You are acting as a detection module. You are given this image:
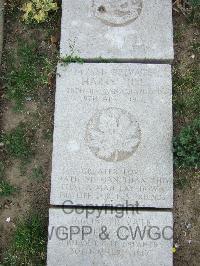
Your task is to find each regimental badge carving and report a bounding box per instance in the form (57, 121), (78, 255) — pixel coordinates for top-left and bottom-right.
(86, 108), (141, 162)
(91, 0), (143, 27)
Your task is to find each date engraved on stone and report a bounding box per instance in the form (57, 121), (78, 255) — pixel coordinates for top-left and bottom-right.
(85, 107), (141, 162)
(92, 0), (143, 27)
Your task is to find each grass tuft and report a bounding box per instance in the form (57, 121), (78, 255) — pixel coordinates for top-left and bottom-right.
(0, 180), (17, 197)
(174, 175), (189, 189)
(1, 123), (36, 161)
(174, 118), (200, 168)
(60, 54), (84, 65)
(0, 162), (5, 179)
(173, 65), (200, 119)
(188, 0), (200, 25)
(3, 41), (54, 111)
(31, 166), (44, 180)
(2, 214), (47, 266)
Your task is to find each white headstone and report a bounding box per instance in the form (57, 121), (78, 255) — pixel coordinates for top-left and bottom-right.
(50, 63), (173, 208)
(60, 0), (174, 62)
(47, 208), (173, 266)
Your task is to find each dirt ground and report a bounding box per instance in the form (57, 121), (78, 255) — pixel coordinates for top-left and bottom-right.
(173, 10), (200, 266)
(0, 1), (199, 265)
(0, 0), (60, 261)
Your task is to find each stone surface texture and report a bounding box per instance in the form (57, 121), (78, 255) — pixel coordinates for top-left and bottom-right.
(47, 208), (173, 266)
(50, 63), (173, 208)
(60, 0), (174, 61)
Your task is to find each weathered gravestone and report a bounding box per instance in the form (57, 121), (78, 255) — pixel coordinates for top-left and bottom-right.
(48, 1), (175, 264)
(60, 0), (174, 62)
(50, 63), (173, 208)
(47, 208), (173, 266)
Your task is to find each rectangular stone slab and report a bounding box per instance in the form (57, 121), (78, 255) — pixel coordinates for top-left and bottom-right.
(47, 208), (173, 266)
(51, 63), (173, 208)
(60, 0), (174, 62)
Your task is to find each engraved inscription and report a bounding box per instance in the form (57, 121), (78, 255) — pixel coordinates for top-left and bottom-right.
(92, 0), (143, 27)
(85, 107), (141, 162)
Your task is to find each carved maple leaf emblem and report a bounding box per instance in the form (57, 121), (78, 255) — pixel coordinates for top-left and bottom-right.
(86, 108), (141, 162)
(92, 0), (143, 27)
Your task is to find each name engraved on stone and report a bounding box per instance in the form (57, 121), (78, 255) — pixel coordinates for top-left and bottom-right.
(92, 0), (143, 27)
(86, 107), (141, 162)
(51, 64), (173, 208)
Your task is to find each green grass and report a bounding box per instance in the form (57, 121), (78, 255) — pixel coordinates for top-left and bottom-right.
(2, 214), (46, 266)
(174, 24), (185, 42)
(43, 128), (53, 142)
(0, 180), (17, 197)
(174, 175), (189, 189)
(189, 0), (200, 6)
(60, 54), (84, 65)
(191, 41), (200, 54)
(31, 166), (44, 181)
(173, 20), (200, 170)
(174, 119), (200, 168)
(1, 123), (36, 161)
(188, 0), (200, 25)
(173, 65), (200, 119)
(60, 55), (119, 64)
(0, 162), (5, 179)
(3, 40), (54, 111)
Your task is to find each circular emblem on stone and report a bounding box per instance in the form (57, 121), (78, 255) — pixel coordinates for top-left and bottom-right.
(85, 108), (141, 162)
(91, 0), (143, 27)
